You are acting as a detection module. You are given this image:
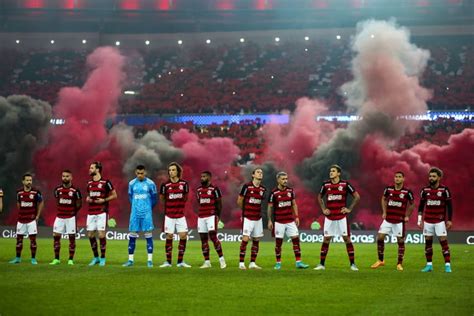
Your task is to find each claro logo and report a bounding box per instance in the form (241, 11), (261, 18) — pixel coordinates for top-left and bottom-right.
(467, 236), (474, 245)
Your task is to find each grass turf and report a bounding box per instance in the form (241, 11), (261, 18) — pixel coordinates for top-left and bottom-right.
(0, 238), (472, 315)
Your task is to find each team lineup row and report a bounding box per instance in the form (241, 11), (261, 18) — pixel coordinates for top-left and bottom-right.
(2, 162), (453, 272)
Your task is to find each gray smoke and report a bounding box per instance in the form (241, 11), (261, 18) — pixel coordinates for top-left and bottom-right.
(298, 19), (431, 191)
(111, 125), (183, 179)
(0, 95), (52, 210)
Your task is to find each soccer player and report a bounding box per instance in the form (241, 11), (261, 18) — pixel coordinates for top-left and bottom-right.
(9, 173), (44, 264)
(371, 171), (414, 271)
(418, 167), (453, 273)
(196, 171), (226, 269)
(267, 172), (309, 270)
(159, 162), (191, 268)
(50, 170), (82, 265)
(86, 161), (117, 266)
(315, 164), (360, 271)
(123, 165), (158, 268)
(237, 167), (266, 270)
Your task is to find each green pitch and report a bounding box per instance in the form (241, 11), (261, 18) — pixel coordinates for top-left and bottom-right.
(0, 239), (472, 315)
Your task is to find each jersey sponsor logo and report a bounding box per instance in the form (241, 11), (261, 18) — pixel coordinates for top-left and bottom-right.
(169, 193), (183, 199)
(427, 199), (441, 206)
(328, 194), (343, 201)
(21, 201), (33, 207)
(89, 191), (101, 197)
(278, 201), (292, 208)
(388, 200), (402, 207)
(249, 197), (262, 204)
(134, 194), (148, 200)
(59, 198), (73, 205)
(200, 198), (211, 204)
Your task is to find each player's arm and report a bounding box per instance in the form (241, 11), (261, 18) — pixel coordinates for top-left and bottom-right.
(417, 193), (426, 227)
(317, 193), (330, 215)
(267, 203), (274, 231)
(405, 190), (415, 222)
(150, 183), (158, 209)
(36, 193), (44, 221)
(128, 182), (133, 204)
(292, 199), (300, 226)
(75, 190), (83, 214)
(215, 198), (222, 219)
(381, 196), (388, 219)
(104, 189), (117, 203)
(446, 194), (453, 230)
(342, 184), (360, 214)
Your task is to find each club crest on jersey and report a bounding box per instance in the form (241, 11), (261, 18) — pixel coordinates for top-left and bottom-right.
(287, 192), (291, 197)
(437, 191), (442, 197)
(207, 190), (211, 195)
(399, 193), (404, 198)
(179, 185), (183, 190)
(69, 191), (74, 197)
(98, 183), (102, 189)
(29, 194), (34, 199)
(143, 185), (148, 191)
(338, 186), (343, 191)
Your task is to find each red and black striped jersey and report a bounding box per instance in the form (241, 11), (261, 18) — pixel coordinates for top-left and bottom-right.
(319, 180), (356, 220)
(160, 180), (189, 218)
(269, 187), (295, 224)
(87, 179), (114, 215)
(240, 182), (266, 221)
(420, 185), (451, 223)
(196, 184), (222, 218)
(383, 186), (414, 224)
(16, 188), (43, 223)
(54, 185), (82, 219)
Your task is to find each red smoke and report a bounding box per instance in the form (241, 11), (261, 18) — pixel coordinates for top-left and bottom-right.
(33, 47), (127, 227)
(171, 128), (241, 226)
(262, 98), (335, 168)
(357, 128), (474, 229)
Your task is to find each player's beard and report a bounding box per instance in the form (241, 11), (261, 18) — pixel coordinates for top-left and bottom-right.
(201, 180), (209, 186)
(429, 179), (437, 186)
(63, 180), (71, 186)
(89, 171), (96, 177)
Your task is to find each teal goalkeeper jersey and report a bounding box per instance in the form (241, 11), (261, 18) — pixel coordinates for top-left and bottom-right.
(128, 177), (157, 218)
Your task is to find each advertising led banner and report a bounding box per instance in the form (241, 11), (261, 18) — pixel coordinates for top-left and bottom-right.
(1, 226), (473, 244)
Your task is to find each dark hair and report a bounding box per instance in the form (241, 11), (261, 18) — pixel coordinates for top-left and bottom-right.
(62, 169), (72, 174)
(429, 167), (443, 177)
(330, 164), (342, 173)
(252, 167), (263, 175)
(22, 173), (33, 180)
(136, 165), (146, 171)
(168, 162), (183, 178)
(92, 161), (102, 172)
(395, 171), (405, 177)
(202, 170), (212, 177)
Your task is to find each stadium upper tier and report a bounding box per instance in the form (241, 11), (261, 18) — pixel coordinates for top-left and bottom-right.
(0, 35), (472, 113)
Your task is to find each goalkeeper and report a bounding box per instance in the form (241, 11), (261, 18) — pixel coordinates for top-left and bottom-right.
(123, 165), (158, 268)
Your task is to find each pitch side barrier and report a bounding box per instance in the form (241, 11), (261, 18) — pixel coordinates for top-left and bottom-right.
(1, 226), (473, 244)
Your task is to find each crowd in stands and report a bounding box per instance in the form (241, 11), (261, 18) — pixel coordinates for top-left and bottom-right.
(0, 36), (472, 113)
(128, 117), (471, 165)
